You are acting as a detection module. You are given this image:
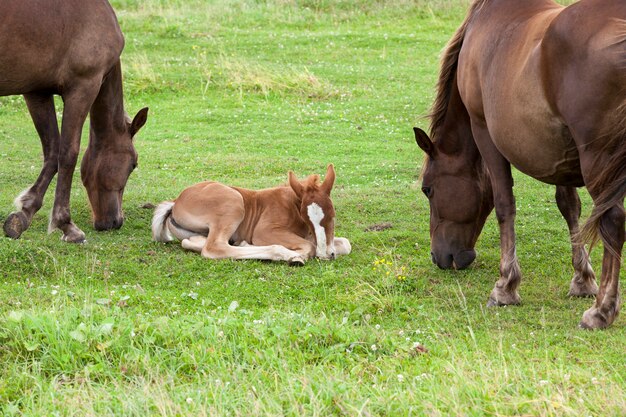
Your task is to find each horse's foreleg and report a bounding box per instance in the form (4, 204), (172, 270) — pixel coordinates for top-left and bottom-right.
(3, 93), (59, 239)
(554, 185), (597, 297)
(471, 121), (522, 306)
(580, 204), (623, 329)
(50, 81), (101, 242)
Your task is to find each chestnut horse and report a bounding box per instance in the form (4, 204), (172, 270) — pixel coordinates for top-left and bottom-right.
(414, 0), (625, 328)
(151, 165), (351, 264)
(0, 0), (148, 242)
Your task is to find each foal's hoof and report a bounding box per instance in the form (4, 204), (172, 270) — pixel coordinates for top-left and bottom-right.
(288, 256), (305, 267)
(3, 212), (29, 239)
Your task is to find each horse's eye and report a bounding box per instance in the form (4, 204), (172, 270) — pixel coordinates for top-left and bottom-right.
(422, 186), (433, 198)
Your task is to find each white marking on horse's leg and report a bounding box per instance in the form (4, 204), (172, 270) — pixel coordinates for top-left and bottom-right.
(307, 203), (329, 258)
(334, 237), (352, 256)
(47, 207), (57, 234)
(13, 188), (31, 211)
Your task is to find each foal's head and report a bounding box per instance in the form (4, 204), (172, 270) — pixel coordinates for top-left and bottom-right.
(289, 164), (337, 259)
(81, 108), (148, 231)
(414, 127), (494, 270)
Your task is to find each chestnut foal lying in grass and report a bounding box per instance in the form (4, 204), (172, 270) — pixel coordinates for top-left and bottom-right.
(151, 165), (351, 265)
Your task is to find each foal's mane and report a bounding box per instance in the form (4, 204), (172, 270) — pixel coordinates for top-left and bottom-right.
(302, 174), (321, 190)
(428, 0), (488, 140)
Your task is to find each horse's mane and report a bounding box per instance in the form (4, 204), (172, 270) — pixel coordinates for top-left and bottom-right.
(428, 0), (488, 140)
(420, 0), (488, 179)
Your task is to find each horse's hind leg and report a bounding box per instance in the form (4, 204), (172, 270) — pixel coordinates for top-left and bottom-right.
(554, 186), (597, 297)
(580, 204), (624, 329)
(3, 93), (59, 239)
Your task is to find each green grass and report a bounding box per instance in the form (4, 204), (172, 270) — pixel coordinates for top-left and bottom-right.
(0, 1), (623, 416)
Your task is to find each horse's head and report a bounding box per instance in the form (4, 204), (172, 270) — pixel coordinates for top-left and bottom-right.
(414, 127), (494, 270)
(81, 107), (148, 231)
(289, 164), (337, 259)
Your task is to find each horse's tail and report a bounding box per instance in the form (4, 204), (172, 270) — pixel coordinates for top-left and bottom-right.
(579, 123), (626, 257)
(152, 201), (175, 242)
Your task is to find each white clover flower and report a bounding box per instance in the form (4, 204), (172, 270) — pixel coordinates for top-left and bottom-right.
(370, 344), (377, 351)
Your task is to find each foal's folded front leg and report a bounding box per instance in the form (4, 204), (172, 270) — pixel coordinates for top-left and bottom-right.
(182, 235), (307, 265)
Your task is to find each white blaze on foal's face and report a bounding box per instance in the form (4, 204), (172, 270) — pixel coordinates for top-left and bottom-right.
(307, 202), (336, 259)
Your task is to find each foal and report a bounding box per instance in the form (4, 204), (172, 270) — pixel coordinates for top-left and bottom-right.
(151, 165), (351, 264)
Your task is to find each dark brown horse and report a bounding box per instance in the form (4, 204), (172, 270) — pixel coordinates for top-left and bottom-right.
(414, 0), (625, 328)
(0, 0), (148, 242)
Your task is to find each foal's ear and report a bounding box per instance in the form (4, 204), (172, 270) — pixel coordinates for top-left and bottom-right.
(130, 107), (149, 137)
(288, 171), (304, 198)
(414, 127), (435, 157)
(321, 164), (336, 195)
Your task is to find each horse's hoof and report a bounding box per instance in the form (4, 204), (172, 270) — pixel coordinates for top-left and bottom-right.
(579, 306), (612, 330)
(568, 276), (599, 298)
(487, 288), (521, 307)
(3, 212), (29, 239)
(61, 226), (86, 243)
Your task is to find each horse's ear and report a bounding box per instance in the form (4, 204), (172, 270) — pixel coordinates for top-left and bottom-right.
(321, 164), (335, 195)
(288, 171), (304, 198)
(130, 107), (149, 137)
(414, 127), (435, 157)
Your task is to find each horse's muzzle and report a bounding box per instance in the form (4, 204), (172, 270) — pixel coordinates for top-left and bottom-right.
(431, 249), (476, 270)
(94, 216), (124, 231)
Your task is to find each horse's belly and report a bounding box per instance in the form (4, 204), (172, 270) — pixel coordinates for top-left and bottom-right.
(489, 121), (584, 186)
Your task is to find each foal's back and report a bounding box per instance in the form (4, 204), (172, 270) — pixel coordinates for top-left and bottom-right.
(171, 182), (307, 245)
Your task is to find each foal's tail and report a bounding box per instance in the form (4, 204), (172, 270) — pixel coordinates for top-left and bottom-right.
(152, 201), (175, 242)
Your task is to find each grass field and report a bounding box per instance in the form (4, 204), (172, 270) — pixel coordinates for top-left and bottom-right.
(0, 1), (624, 415)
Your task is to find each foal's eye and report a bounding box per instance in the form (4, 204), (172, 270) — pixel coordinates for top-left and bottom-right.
(421, 186), (433, 198)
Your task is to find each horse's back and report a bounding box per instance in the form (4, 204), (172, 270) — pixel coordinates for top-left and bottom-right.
(459, 0), (625, 185)
(0, 0), (123, 95)
(542, 0), (626, 141)
(458, 0), (573, 183)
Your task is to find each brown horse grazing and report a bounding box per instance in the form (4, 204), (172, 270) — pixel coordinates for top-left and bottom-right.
(0, 0), (148, 242)
(151, 165), (352, 264)
(414, 0), (625, 328)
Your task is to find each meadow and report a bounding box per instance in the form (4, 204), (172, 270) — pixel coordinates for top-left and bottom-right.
(0, 0), (624, 415)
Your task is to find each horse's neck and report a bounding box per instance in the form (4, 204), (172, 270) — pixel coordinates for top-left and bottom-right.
(89, 61), (126, 146)
(438, 83), (480, 163)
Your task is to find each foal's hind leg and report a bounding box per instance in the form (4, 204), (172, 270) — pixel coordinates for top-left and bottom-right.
(4, 93), (59, 239)
(554, 186), (597, 297)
